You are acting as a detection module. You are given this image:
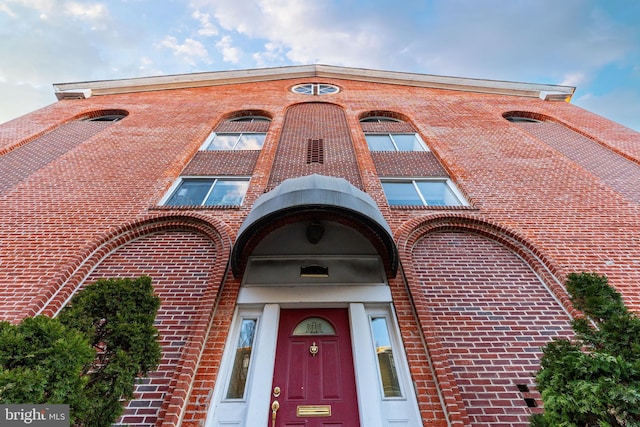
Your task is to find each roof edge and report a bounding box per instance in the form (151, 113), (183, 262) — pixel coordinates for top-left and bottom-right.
(53, 64), (575, 100)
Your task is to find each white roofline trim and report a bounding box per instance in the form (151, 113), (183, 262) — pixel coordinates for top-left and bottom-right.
(53, 64), (575, 100)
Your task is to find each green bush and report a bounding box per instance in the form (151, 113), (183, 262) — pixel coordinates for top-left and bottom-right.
(532, 272), (640, 426)
(0, 276), (161, 427)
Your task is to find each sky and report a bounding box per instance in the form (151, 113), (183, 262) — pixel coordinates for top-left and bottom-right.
(1, 0), (639, 131)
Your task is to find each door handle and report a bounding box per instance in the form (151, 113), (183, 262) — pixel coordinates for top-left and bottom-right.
(271, 400), (280, 427)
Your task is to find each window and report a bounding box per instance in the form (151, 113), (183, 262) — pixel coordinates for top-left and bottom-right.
(228, 116), (271, 123)
(226, 318), (257, 399)
(381, 179), (466, 207)
(292, 83), (340, 95)
(202, 132), (266, 150)
(85, 114), (126, 122)
(505, 116), (542, 123)
(370, 317), (402, 398)
(293, 318), (336, 335)
(365, 133), (428, 152)
(360, 117), (402, 123)
(163, 177), (249, 206)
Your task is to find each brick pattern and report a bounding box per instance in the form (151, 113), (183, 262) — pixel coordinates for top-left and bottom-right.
(81, 230), (218, 427)
(514, 120), (640, 204)
(267, 102), (363, 190)
(0, 121), (112, 193)
(214, 120), (271, 133)
(1, 74), (639, 427)
(182, 151), (260, 176)
(372, 151), (448, 177)
(360, 121), (416, 133)
(412, 231), (573, 426)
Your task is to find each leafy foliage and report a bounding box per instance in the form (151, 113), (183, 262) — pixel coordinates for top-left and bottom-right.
(532, 273), (640, 426)
(0, 316), (94, 415)
(0, 276), (161, 427)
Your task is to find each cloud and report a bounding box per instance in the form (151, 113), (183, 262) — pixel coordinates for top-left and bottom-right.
(216, 35), (242, 64)
(157, 36), (212, 66)
(190, 0), (637, 83)
(561, 73), (588, 87)
(192, 10), (218, 37)
(253, 42), (286, 67)
(63, 2), (107, 20)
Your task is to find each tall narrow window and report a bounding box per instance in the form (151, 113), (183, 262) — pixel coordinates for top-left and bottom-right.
(371, 317), (402, 397)
(226, 319), (257, 399)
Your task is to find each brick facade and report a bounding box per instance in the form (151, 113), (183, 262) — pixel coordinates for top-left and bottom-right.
(1, 66), (638, 426)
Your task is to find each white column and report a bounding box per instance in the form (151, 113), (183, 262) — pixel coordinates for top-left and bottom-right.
(244, 303), (280, 426)
(349, 303), (384, 427)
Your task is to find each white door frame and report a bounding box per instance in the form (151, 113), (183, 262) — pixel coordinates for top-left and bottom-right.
(204, 284), (421, 427)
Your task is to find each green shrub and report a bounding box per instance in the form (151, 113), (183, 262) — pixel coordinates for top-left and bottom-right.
(532, 273), (640, 426)
(0, 276), (161, 427)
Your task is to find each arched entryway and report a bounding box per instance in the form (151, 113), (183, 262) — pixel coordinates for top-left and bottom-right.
(206, 174), (421, 427)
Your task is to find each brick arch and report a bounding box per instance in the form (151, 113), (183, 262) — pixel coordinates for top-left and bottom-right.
(267, 101), (363, 190)
(502, 110), (640, 166)
(71, 108), (130, 121)
(38, 213), (232, 317)
(396, 213), (570, 306)
(358, 109), (413, 123)
(221, 108), (274, 121)
(396, 214), (576, 426)
(38, 213), (232, 427)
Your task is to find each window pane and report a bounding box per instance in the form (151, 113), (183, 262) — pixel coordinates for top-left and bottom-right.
(293, 84), (313, 94)
(226, 319), (257, 399)
(235, 133), (266, 150)
(318, 84), (338, 94)
(165, 179), (213, 206)
(371, 317), (401, 397)
(204, 180), (249, 206)
(292, 318), (336, 335)
(366, 134), (395, 151)
(206, 133), (239, 150)
(392, 134), (425, 151)
(382, 182), (423, 206)
(416, 181), (462, 206)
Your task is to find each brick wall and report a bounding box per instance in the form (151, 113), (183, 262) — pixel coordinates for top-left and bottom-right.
(411, 231), (574, 426)
(81, 230), (219, 426)
(0, 73), (639, 427)
(267, 102), (363, 190)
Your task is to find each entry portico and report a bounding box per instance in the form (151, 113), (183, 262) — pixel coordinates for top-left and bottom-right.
(206, 174), (421, 426)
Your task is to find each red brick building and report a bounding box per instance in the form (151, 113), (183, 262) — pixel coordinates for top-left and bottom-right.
(1, 65), (639, 426)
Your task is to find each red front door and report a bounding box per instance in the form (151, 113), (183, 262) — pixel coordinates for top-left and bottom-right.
(270, 308), (360, 427)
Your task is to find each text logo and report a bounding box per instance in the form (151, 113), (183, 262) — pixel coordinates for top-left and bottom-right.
(1, 405), (69, 426)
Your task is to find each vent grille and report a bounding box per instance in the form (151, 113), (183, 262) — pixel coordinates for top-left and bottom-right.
(306, 139), (324, 164)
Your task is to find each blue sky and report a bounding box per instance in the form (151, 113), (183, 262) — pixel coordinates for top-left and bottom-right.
(1, 0), (639, 131)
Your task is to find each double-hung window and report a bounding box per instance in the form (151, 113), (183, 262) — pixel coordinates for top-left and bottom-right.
(202, 132), (266, 150)
(163, 177), (249, 207)
(365, 133), (428, 152)
(381, 178), (466, 207)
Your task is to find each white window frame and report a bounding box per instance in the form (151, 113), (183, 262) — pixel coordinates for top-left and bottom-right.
(160, 176), (250, 207)
(227, 116), (271, 123)
(381, 177), (468, 207)
(365, 133), (429, 152)
(221, 315), (261, 401)
(291, 83), (340, 95)
(359, 116), (402, 123)
(368, 312), (405, 400)
(200, 132), (267, 151)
